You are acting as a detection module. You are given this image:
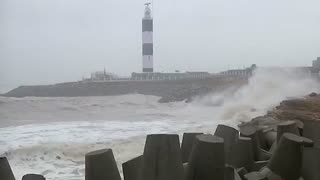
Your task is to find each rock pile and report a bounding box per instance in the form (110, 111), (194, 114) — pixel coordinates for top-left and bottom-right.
(270, 92), (320, 123)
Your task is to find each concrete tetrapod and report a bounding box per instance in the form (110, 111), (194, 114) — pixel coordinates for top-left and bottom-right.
(0, 157), (15, 180)
(244, 172), (268, 180)
(257, 128), (268, 151)
(259, 167), (283, 180)
(224, 166), (235, 180)
(214, 125), (239, 164)
(237, 167), (248, 180)
(259, 149), (272, 160)
(181, 133), (203, 163)
(22, 174), (46, 180)
(230, 137), (255, 171)
(225, 166), (242, 180)
(270, 135), (313, 156)
(234, 170), (242, 180)
(276, 121), (300, 143)
(141, 134), (184, 180)
(122, 155), (142, 180)
(263, 129), (277, 150)
(85, 149), (121, 180)
(303, 120), (320, 148)
(267, 133), (311, 180)
(186, 134), (225, 180)
(183, 162), (189, 177)
(295, 120), (304, 136)
(240, 125), (261, 161)
(253, 160), (269, 171)
(301, 147), (320, 180)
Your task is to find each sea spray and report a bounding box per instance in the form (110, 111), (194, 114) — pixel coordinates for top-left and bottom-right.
(194, 67), (320, 125)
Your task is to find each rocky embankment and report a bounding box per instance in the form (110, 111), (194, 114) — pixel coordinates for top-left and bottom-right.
(1, 93), (320, 180)
(235, 92), (320, 179)
(242, 92), (320, 131)
(3, 76), (248, 103)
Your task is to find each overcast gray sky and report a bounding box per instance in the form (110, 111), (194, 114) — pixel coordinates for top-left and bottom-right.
(1, 0), (320, 92)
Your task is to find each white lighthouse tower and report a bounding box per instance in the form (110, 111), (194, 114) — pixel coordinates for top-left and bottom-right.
(142, 3), (153, 72)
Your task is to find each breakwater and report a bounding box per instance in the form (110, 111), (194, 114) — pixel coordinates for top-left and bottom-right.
(1, 118), (319, 180)
(3, 76), (247, 103)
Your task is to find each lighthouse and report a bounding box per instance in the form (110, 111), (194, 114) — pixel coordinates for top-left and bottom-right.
(142, 3), (153, 72)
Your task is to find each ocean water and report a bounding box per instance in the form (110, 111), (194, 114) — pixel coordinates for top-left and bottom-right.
(0, 95), (229, 180)
(0, 68), (319, 180)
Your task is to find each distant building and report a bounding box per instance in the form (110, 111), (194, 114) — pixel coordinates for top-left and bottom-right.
(131, 72), (210, 81)
(312, 57), (320, 69)
(220, 64), (256, 77)
(90, 69), (118, 81)
(292, 66), (313, 74)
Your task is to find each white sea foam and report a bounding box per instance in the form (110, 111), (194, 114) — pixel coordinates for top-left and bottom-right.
(0, 67), (319, 180)
(0, 96), (222, 180)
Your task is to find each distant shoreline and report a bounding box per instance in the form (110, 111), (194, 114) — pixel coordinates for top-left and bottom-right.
(3, 76), (248, 103)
